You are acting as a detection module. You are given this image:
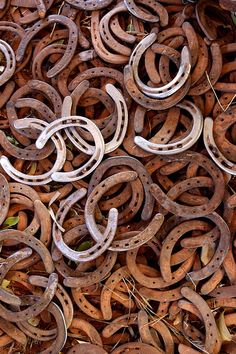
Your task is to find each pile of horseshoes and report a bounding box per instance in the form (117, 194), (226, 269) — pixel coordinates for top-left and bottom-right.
(0, 0), (236, 353)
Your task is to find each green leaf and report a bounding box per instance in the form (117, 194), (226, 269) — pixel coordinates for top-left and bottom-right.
(76, 241), (92, 251)
(231, 13), (236, 25)
(55, 39), (64, 44)
(3, 216), (20, 229)
(126, 23), (135, 32)
(66, 141), (74, 151)
(6, 135), (20, 146)
(1, 279), (10, 289)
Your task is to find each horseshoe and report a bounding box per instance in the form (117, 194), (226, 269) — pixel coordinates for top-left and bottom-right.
(0, 173), (10, 226)
(65, 0), (113, 10)
(180, 287), (221, 353)
(150, 152), (225, 218)
(63, 250), (117, 287)
(0, 118), (66, 185)
(124, 64), (191, 110)
(159, 219), (210, 282)
(204, 117), (236, 175)
(99, 3), (133, 57)
(16, 15), (78, 78)
(91, 10), (129, 65)
(65, 84), (128, 155)
(88, 156), (154, 221)
(17, 320), (56, 343)
(0, 229), (54, 273)
(39, 302), (67, 354)
(111, 342), (165, 354)
(124, 0), (168, 26)
(72, 287), (103, 320)
(109, 213), (164, 251)
(134, 101), (203, 155)
(28, 275), (73, 328)
(69, 318), (102, 346)
(189, 43), (222, 96)
(68, 67), (130, 107)
(0, 248), (32, 306)
(126, 241), (195, 288)
(0, 272), (57, 322)
(0, 318), (27, 346)
(110, 14), (136, 45)
(100, 266), (133, 320)
(53, 188), (119, 262)
(0, 40), (16, 86)
(195, 0), (233, 42)
(66, 344), (108, 354)
(32, 43), (66, 81)
(0, 130), (54, 161)
(7, 80), (62, 144)
(85, 171), (137, 244)
(30, 115), (105, 182)
(130, 34), (191, 98)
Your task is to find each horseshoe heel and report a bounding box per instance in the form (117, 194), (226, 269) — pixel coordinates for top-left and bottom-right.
(134, 101), (203, 155)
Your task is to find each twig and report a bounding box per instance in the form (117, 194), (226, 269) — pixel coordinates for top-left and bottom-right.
(205, 71), (236, 112)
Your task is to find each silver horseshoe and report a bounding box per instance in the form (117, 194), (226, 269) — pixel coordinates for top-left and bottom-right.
(204, 117), (236, 175)
(129, 33), (191, 99)
(134, 100), (203, 155)
(0, 118), (66, 185)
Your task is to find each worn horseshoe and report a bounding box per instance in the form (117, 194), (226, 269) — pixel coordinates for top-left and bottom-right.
(124, 0), (168, 26)
(85, 171), (137, 244)
(31, 115), (105, 182)
(150, 152), (225, 218)
(204, 117), (236, 175)
(0, 40), (16, 86)
(88, 156), (154, 221)
(130, 34), (191, 99)
(180, 287), (221, 353)
(124, 64), (191, 110)
(134, 101), (203, 155)
(65, 0), (113, 10)
(65, 84), (128, 154)
(0, 118), (66, 185)
(0, 273), (58, 322)
(16, 15), (78, 77)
